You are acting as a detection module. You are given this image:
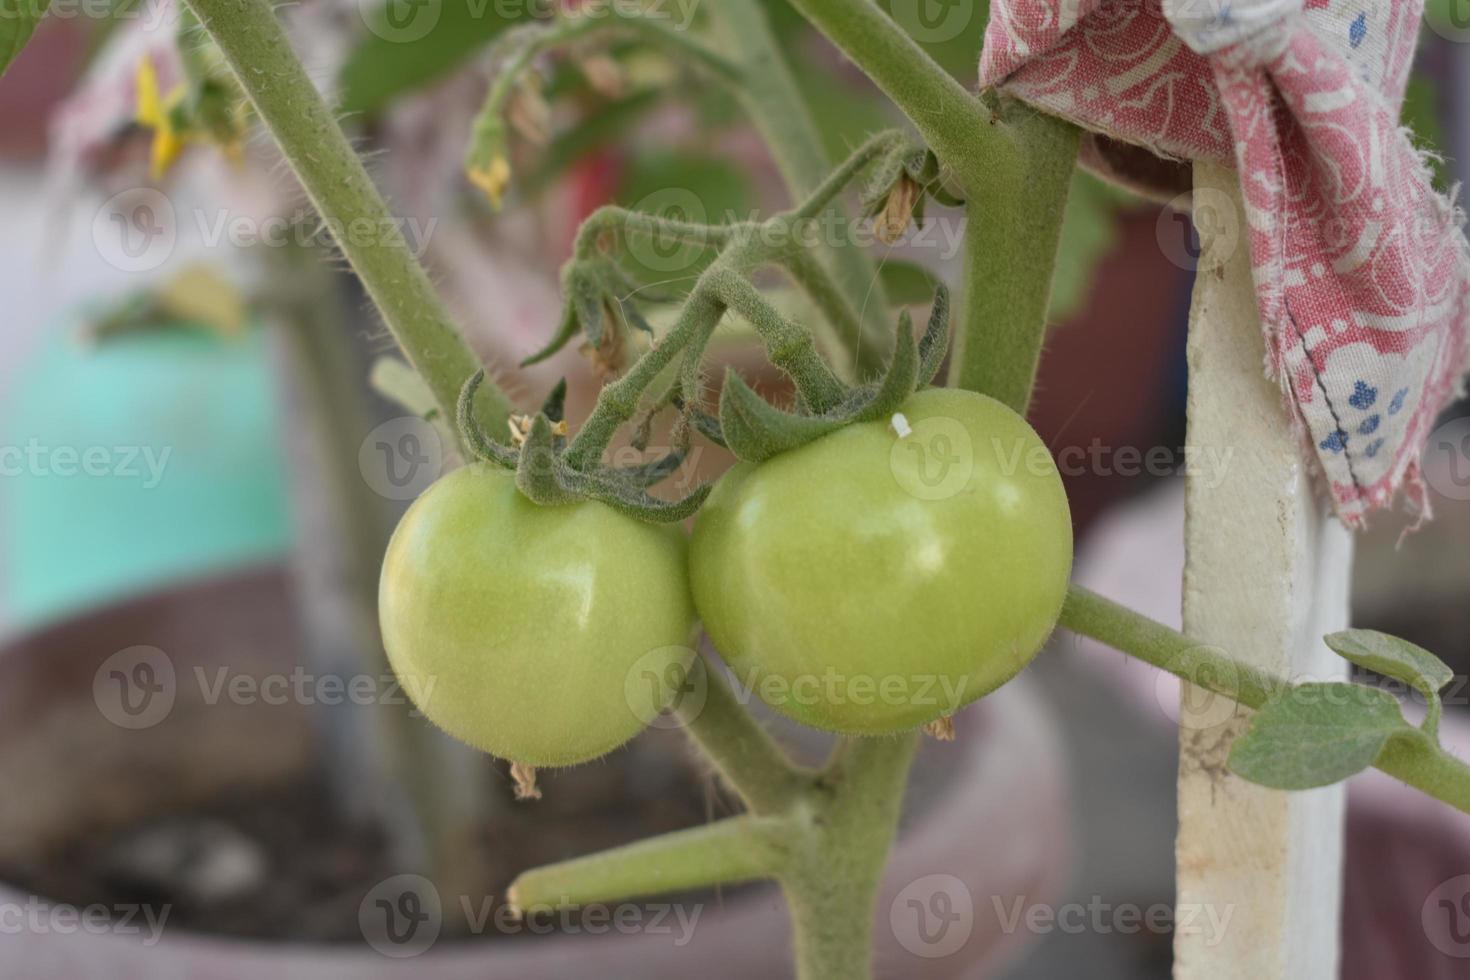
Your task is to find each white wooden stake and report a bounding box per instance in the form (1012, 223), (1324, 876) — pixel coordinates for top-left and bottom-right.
(1174, 162), (1354, 978)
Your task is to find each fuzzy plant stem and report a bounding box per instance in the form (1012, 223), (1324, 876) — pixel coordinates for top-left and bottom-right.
(180, 0), (512, 445)
(711, 0), (893, 377)
(784, 0), (1081, 414)
(1060, 586), (1470, 815)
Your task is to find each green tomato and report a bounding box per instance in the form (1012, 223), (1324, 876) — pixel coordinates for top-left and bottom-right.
(379, 464), (696, 767)
(691, 387), (1072, 735)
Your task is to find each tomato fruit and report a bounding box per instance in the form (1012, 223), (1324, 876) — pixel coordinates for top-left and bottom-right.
(690, 387), (1072, 734)
(379, 464), (697, 767)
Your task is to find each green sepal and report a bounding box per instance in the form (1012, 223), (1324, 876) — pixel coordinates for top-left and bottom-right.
(539, 377), (569, 423)
(515, 413), (578, 505)
(718, 370), (849, 462)
(560, 467), (712, 523)
(672, 398), (728, 449)
(521, 292), (581, 367)
(716, 298), (927, 464)
(458, 370), (519, 468)
(916, 284), (951, 387)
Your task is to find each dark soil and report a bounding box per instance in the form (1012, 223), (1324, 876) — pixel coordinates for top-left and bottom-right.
(0, 733), (736, 943)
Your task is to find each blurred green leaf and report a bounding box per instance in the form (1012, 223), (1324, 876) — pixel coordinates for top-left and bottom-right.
(339, 0), (526, 113)
(1, 0), (49, 78)
(1229, 682), (1409, 790)
(1401, 71), (1450, 194)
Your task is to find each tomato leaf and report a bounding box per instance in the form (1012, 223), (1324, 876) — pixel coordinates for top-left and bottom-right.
(1, 0), (48, 78)
(1324, 629), (1453, 700)
(1228, 682), (1410, 790)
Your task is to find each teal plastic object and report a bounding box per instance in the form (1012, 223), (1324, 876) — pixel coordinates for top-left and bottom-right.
(0, 322), (292, 628)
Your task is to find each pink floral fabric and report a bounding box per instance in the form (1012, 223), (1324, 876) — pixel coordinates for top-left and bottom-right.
(982, 0), (1470, 526)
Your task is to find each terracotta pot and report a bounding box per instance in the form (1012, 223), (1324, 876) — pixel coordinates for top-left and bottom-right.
(0, 565), (1070, 978)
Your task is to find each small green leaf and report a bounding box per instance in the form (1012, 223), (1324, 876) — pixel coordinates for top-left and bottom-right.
(1, 0), (48, 78)
(1325, 629), (1453, 699)
(1228, 682), (1410, 790)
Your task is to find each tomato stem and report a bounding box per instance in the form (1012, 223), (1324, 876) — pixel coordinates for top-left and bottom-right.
(179, 0), (512, 449)
(673, 658), (810, 814)
(1059, 585), (1470, 815)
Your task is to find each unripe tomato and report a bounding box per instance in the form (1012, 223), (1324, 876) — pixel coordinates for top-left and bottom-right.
(379, 464), (696, 767)
(691, 388), (1072, 734)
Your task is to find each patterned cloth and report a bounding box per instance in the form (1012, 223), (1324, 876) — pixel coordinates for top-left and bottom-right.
(982, 0), (1470, 527)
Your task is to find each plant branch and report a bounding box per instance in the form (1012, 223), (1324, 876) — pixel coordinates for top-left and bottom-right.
(712, 0), (891, 376)
(950, 110), (1079, 413)
(675, 657), (810, 815)
(784, 733), (918, 980)
(507, 814), (793, 912)
(1059, 585), (1470, 815)
(181, 0), (511, 445)
(782, 0), (995, 194)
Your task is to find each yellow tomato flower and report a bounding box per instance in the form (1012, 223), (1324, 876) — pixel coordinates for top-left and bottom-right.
(134, 57), (189, 178)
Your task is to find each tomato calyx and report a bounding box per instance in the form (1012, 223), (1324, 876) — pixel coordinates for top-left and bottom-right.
(859, 143), (964, 245)
(712, 284), (950, 464)
(458, 372), (711, 524)
(522, 255), (663, 368)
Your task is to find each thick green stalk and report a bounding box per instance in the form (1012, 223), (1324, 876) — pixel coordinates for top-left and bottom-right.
(673, 658), (809, 814)
(951, 112), (1079, 412)
(508, 815), (793, 911)
(784, 0), (995, 194)
(1060, 586), (1470, 816)
(712, 0), (892, 376)
(181, 0), (511, 442)
(783, 734), (918, 980)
